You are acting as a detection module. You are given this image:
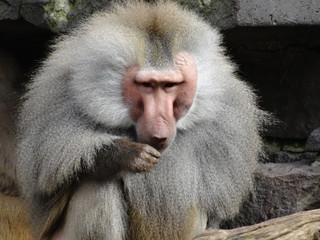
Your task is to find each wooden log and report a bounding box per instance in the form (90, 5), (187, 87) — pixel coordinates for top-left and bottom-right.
(194, 209), (320, 240)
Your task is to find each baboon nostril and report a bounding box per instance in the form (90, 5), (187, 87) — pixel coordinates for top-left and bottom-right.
(151, 136), (167, 144)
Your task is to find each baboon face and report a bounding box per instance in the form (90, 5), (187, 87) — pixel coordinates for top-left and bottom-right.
(122, 52), (197, 152)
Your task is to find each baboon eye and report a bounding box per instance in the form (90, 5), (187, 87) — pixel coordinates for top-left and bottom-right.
(165, 83), (176, 88)
(134, 81), (153, 89)
(141, 82), (153, 88)
(164, 82), (183, 90)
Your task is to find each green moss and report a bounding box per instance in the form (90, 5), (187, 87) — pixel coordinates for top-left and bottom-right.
(44, 0), (70, 31)
(199, 0), (212, 9)
(264, 139), (282, 151)
(264, 138), (306, 153)
(282, 143), (305, 153)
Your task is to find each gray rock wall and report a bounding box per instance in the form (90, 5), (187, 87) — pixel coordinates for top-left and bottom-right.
(0, 0), (115, 32)
(1, 0), (320, 32)
(237, 0), (320, 26)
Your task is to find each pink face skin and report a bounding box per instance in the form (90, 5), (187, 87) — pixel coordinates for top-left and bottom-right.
(122, 52), (197, 153)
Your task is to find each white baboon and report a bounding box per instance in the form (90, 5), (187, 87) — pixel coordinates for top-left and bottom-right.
(17, 1), (267, 239)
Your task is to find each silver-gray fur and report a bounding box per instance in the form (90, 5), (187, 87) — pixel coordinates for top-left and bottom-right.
(17, 1), (267, 239)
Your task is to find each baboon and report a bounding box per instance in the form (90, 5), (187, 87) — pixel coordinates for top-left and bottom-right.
(17, 1), (267, 239)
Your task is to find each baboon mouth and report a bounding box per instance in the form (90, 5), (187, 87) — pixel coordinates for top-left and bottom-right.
(152, 143), (168, 153)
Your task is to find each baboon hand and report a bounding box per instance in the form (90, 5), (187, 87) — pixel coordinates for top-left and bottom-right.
(95, 138), (161, 177)
(113, 139), (161, 173)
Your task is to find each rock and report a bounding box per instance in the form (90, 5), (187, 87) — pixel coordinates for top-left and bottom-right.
(178, 0), (238, 29)
(20, 0), (113, 32)
(305, 128), (320, 152)
(262, 140), (318, 164)
(282, 143), (304, 153)
(0, 0), (20, 20)
(266, 151), (318, 164)
(2, 0), (238, 31)
(237, 0), (320, 26)
(1, 0), (320, 32)
(312, 158), (320, 167)
(20, 1), (49, 28)
(222, 162), (320, 228)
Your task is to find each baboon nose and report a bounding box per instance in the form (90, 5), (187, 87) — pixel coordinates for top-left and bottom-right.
(151, 136), (167, 145)
(147, 136), (169, 153)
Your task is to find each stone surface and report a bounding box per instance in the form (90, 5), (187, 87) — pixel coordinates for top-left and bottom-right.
(0, 0), (20, 20)
(262, 138), (319, 164)
(20, 0), (113, 32)
(221, 162), (320, 228)
(1, 0), (320, 32)
(306, 128), (320, 152)
(266, 151), (318, 164)
(237, 0), (320, 26)
(178, 0), (238, 29)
